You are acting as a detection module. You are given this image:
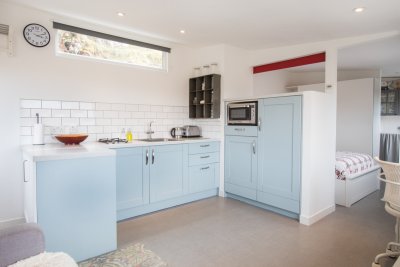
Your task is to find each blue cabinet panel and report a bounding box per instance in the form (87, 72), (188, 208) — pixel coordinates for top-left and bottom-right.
(224, 125), (258, 137)
(189, 152), (219, 166)
(224, 135), (257, 200)
(257, 96), (301, 214)
(150, 145), (185, 202)
(189, 142), (219, 154)
(36, 157), (116, 262)
(115, 147), (149, 211)
(189, 164), (216, 193)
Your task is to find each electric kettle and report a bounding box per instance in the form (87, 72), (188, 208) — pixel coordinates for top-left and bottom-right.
(170, 127), (183, 138)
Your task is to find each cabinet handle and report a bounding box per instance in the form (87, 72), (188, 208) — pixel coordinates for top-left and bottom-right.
(145, 149), (149, 165)
(258, 118), (261, 131)
(234, 128), (244, 131)
(200, 155), (210, 159)
(152, 149), (155, 164)
(252, 141), (256, 154)
(201, 166), (210, 170)
(200, 144), (210, 147)
(23, 160), (28, 182)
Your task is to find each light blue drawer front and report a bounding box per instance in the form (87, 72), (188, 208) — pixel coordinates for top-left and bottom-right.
(189, 164), (216, 193)
(189, 142), (219, 154)
(36, 157), (116, 262)
(189, 152), (219, 166)
(225, 126), (258, 137)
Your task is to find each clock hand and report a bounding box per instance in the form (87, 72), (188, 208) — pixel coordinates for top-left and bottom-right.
(33, 33), (44, 38)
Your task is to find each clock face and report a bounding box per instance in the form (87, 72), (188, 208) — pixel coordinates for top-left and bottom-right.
(23, 24), (50, 47)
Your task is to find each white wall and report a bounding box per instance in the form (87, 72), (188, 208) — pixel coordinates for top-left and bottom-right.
(253, 70), (291, 96)
(336, 78), (375, 155)
(0, 2), (198, 222)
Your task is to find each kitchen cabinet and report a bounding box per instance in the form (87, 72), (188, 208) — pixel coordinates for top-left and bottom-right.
(257, 96), (301, 214)
(149, 145), (186, 202)
(189, 74), (221, 119)
(224, 135), (258, 200)
(24, 155), (116, 262)
(115, 141), (219, 221)
(116, 147), (149, 211)
(188, 142), (220, 194)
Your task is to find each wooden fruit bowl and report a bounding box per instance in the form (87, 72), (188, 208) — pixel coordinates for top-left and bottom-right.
(55, 134), (88, 145)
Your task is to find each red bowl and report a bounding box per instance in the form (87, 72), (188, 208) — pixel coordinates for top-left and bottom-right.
(55, 134), (88, 145)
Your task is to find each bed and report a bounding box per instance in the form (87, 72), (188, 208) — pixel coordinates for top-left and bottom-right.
(335, 151), (380, 207)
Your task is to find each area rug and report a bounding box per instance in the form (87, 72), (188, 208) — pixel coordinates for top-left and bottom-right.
(78, 243), (167, 267)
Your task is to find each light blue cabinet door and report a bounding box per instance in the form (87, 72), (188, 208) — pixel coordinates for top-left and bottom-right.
(36, 156), (116, 262)
(224, 135), (258, 200)
(115, 147), (149, 211)
(189, 164), (216, 193)
(257, 96), (302, 214)
(150, 144), (186, 202)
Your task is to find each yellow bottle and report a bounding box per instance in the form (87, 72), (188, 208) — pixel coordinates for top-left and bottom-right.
(126, 128), (133, 142)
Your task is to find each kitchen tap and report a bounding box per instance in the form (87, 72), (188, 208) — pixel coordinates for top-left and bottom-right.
(146, 121), (155, 139)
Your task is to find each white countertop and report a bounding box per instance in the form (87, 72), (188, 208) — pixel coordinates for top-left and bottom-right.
(22, 138), (220, 162)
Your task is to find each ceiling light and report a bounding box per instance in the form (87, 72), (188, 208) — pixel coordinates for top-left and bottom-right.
(117, 12), (125, 17)
(180, 30), (185, 34)
(353, 7), (365, 13)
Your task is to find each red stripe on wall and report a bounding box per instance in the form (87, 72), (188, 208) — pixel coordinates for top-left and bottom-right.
(253, 52), (326, 74)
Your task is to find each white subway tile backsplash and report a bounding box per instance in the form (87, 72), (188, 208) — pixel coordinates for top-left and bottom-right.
(79, 102), (95, 110)
(52, 109), (70, 118)
(126, 104), (139, 112)
(62, 118), (79, 126)
(112, 103), (125, 111)
(96, 118), (112, 126)
(42, 100), (61, 109)
(21, 99), (41, 109)
(80, 118), (95, 126)
(104, 111), (118, 118)
(20, 109), (31, 118)
(20, 127), (31, 136)
(62, 101), (79, 110)
(20, 99), (221, 145)
(139, 105), (151, 112)
(96, 102), (112, 111)
(31, 109), (51, 118)
(118, 111), (131, 119)
(112, 119), (125, 126)
(88, 110), (104, 118)
(71, 110), (88, 118)
(42, 118), (62, 126)
(88, 126), (103, 134)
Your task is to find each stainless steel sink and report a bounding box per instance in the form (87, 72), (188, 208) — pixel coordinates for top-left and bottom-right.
(137, 138), (184, 142)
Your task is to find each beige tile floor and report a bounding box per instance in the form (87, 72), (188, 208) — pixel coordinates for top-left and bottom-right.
(118, 191), (396, 267)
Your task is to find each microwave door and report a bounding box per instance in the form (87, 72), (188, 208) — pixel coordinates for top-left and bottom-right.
(229, 107), (250, 121)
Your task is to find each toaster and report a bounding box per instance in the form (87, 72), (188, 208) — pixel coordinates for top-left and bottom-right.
(182, 125), (201, 137)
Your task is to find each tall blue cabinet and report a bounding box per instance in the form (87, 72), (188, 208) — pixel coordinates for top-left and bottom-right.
(225, 96), (302, 218)
(257, 96), (302, 214)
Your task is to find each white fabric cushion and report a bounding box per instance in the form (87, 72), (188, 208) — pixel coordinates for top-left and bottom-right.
(8, 252), (77, 267)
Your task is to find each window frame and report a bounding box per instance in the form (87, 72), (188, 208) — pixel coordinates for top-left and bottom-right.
(53, 22), (170, 71)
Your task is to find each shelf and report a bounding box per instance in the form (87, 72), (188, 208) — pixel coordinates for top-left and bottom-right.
(189, 74), (220, 119)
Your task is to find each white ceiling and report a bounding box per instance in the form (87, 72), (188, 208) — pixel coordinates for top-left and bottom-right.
(5, 0), (400, 49)
(338, 35), (400, 77)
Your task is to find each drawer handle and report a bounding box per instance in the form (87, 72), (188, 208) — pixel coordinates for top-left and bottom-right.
(200, 144), (210, 147)
(201, 166), (210, 170)
(200, 155), (210, 159)
(234, 128), (244, 131)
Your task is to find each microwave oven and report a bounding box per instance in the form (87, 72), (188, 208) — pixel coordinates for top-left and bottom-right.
(227, 101), (258, 125)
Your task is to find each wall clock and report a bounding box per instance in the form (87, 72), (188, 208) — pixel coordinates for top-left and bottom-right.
(23, 23), (50, 47)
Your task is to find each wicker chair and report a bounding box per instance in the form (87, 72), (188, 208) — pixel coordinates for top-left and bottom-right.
(373, 157), (400, 267)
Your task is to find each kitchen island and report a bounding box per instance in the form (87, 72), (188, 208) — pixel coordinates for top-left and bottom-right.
(22, 138), (220, 261)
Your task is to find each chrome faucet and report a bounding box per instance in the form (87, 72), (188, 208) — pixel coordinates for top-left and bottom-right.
(146, 121), (155, 139)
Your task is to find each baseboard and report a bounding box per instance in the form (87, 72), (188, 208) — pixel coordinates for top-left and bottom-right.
(0, 217), (25, 229)
(300, 205), (335, 226)
(219, 189), (226, 197)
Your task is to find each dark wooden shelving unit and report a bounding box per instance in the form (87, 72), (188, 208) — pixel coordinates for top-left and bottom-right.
(189, 74), (221, 119)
